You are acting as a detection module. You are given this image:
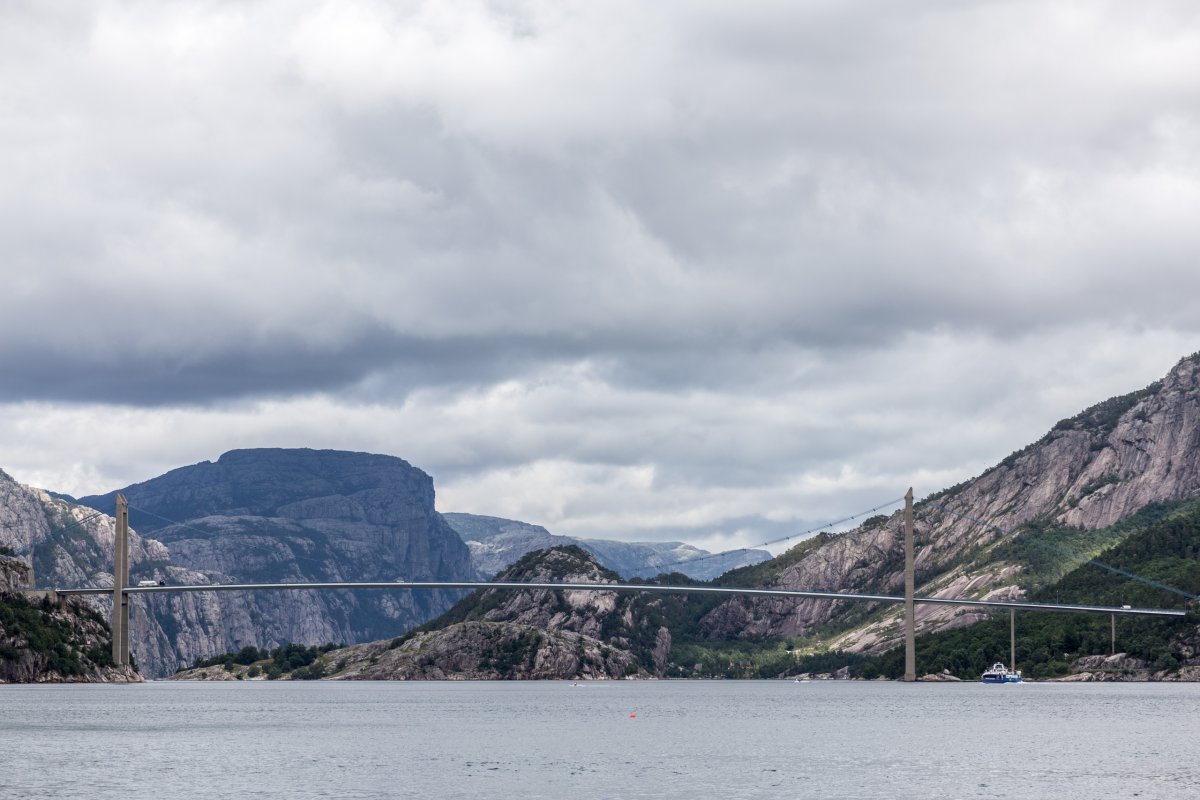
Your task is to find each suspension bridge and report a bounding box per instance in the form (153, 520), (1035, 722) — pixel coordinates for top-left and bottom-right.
(40, 490), (1193, 681)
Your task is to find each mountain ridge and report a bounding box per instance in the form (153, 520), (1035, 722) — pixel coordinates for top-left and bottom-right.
(698, 353), (1200, 653)
(443, 511), (771, 581)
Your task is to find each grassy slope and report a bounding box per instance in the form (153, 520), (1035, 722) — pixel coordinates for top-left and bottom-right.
(800, 500), (1200, 679)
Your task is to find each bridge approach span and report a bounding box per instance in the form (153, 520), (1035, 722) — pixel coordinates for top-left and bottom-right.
(53, 580), (1186, 618)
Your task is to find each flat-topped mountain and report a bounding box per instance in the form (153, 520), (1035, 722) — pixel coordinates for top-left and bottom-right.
(78, 448), (471, 588)
(58, 449), (473, 676)
(80, 448), (461, 539)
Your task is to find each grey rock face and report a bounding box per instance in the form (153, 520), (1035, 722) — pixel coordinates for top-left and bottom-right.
(1071, 653), (1149, 673)
(701, 353), (1200, 652)
(94, 450), (475, 676)
(1, 469), (282, 678)
(454, 546), (625, 642)
(0, 468), (53, 558)
(650, 625), (672, 674)
(444, 514), (564, 577)
(0, 557), (31, 593)
(582, 539), (771, 581)
(445, 512), (770, 580)
(7, 449), (475, 677)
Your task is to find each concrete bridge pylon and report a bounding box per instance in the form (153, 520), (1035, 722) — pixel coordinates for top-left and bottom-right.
(111, 494), (130, 667)
(903, 487), (915, 682)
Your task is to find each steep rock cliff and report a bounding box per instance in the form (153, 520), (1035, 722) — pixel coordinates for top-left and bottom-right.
(0, 557), (32, 593)
(5, 449), (474, 677)
(702, 353), (1200, 652)
(1, 468), (219, 678)
(76, 449), (475, 676)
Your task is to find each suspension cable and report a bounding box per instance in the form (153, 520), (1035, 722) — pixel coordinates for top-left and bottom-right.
(127, 504), (230, 540)
(649, 495), (907, 577)
(4, 508), (109, 557)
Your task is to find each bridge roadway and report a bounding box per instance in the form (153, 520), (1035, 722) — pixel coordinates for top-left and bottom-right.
(54, 580), (1187, 618)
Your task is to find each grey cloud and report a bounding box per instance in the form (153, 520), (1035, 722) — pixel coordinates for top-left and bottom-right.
(2, 2), (1198, 408)
(2, 2), (1200, 551)
(1, 327), (1192, 552)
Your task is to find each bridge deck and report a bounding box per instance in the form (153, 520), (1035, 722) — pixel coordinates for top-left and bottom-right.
(53, 581), (1187, 617)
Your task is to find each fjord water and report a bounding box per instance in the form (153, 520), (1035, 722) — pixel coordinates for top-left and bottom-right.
(2, 681), (1197, 799)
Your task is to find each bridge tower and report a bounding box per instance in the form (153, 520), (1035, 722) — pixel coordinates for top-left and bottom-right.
(903, 487), (916, 682)
(111, 494), (130, 666)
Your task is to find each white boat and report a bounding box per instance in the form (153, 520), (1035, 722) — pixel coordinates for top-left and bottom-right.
(980, 662), (1022, 683)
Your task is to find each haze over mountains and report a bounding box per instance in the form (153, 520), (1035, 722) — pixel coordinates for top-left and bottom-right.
(443, 512), (769, 581)
(5, 352), (1200, 680)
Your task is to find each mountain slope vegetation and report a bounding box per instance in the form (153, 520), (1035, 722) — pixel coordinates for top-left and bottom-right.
(794, 498), (1200, 680)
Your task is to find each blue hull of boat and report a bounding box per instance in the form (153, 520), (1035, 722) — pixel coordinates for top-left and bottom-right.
(980, 662), (1022, 683)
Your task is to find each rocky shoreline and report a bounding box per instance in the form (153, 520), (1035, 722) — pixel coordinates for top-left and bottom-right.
(168, 650), (1200, 683)
(1050, 653), (1200, 682)
(2, 557), (141, 684)
(171, 620), (646, 681)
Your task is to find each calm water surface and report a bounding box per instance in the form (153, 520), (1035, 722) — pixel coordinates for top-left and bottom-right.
(2, 680), (1198, 799)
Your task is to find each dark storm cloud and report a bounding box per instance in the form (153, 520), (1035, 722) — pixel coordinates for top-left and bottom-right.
(2, 1), (1198, 409)
(0, 328), (476, 405)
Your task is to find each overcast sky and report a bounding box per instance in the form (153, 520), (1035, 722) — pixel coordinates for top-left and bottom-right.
(3, 1), (1199, 553)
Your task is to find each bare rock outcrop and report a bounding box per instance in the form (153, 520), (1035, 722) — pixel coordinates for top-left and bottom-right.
(328, 621), (643, 680)
(460, 547), (622, 641)
(261, 546), (686, 680)
(0, 557), (32, 593)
